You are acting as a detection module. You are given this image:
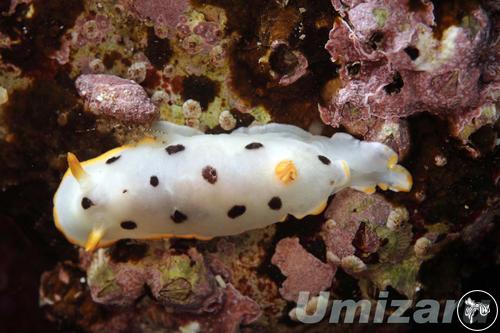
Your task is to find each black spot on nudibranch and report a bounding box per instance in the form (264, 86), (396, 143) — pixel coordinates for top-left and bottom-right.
(245, 142), (264, 150)
(81, 197), (94, 209)
(202, 166), (217, 184)
(150, 176), (159, 187)
(106, 155), (121, 164)
(228, 205), (246, 219)
(165, 144), (185, 155)
(171, 210), (188, 223)
(318, 155), (331, 165)
(120, 221), (137, 230)
(268, 197), (282, 210)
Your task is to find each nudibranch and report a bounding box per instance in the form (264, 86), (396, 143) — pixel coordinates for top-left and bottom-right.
(53, 121), (412, 251)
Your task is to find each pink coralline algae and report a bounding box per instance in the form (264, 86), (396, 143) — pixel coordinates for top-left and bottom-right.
(193, 22), (224, 45)
(51, 13), (113, 65)
(122, 284), (260, 333)
(85, 244), (261, 332)
(321, 0), (499, 136)
(86, 245), (224, 312)
(40, 248), (261, 333)
(124, 0), (189, 38)
(271, 237), (334, 302)
(175, 14), (226, 58)
(321, 189), (405, 260)
(75, 74), (158, 124)
(181, 283), (262, 333)
(278, 51), (308, 86)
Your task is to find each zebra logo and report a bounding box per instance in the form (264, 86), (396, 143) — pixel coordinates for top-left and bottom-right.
(465, 298), (490, 324)
(457, 290), (498, 331)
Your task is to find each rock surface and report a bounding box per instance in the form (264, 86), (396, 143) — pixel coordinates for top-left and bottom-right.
(75, 74), (158, 124)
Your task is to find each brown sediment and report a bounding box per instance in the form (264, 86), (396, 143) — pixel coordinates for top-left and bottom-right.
(181, 75), (220, 109)
(142, 68), (162, 89)
(191, 0), (338, 128)
(431, 0), (480, 40)
(408, 0), (428, 13)
(0, 70), (118, 329)
(383, 72), (404, 95)
(0, 75), (118, 261)
(144, 27), (172, 69)
(408, 0), (481, 41)
(0, 0), (84, 72)
(205, 109), (256, 134)
(268, 43), (300, 76)
(0, 77), (117, 186)
(103, 50), (124, 69)
(109, 240), (150, 263)
(386, 114), (498, 229)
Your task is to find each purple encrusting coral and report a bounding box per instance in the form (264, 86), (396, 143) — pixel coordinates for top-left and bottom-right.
(40, 251), (261, 333)
(84, 244), (226, 312)
(321, 189), (407, 261)
(51, 13), (114, 66)
(75, 74), (158, 124)
(184, 283), (262, 333)
(321, 0), (499, 137)
(272, 237), (335, 302)
(80, 241), (261, 332)
(124, 0), (189, 38)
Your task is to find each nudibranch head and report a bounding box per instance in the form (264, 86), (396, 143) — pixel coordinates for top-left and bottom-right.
(54, 150), (140, 251)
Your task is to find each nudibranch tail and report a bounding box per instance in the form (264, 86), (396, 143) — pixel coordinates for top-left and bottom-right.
(386, 164), (413, 192)
(314, 132), (413, 193)
(349, 157), (413, 193)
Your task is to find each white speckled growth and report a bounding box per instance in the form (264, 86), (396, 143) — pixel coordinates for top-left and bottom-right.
(53, 121), (412, 249)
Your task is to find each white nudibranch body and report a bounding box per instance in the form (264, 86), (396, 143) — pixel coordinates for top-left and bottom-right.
(53, 121), (412, 251)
